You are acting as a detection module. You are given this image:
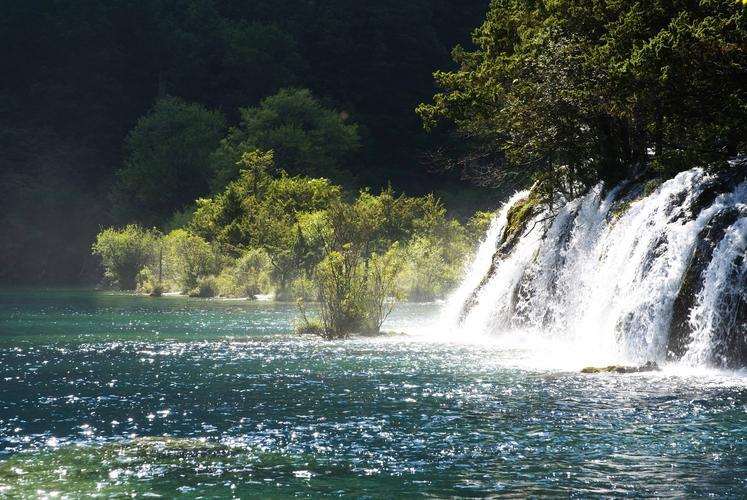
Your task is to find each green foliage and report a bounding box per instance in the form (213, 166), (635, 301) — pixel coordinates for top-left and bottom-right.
(93, 149), (479, 327)
(310, 244), (405, 339)
(92, 225), (159, 290)
(210, 88), (360, 190)
(165, 206), (197, 232)
(115, 97), (226, 222)
(312, 250), (366, 339)
(362, 244), (406, 332)
(302, 199), (410, 338)
(466, 211), (495, 244)
(192, 150), (341, 297)
(189, 275), (219, 298)
(419, 0), (747, 195)
(214, 248), (273, 298)
(289, 275), (316, 301)
(504, 193), (541, 246)
(400, 234), (459, 302)
(294, 318), (326, 336)
(135, 266), (159, 295)
(162, 229), (216, 293)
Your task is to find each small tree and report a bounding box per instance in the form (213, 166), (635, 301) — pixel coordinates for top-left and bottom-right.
(192, 149), (342, 297)
(314, 248), (366, 339)
(162, 229), (216, 293)
(215, 248), (273, 298)
(92, 225), (159, 290)
(362, 244), (405, 333)
(303, 200), (405, 339)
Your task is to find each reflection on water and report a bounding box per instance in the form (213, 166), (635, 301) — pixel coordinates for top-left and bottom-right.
(0, 290), (746, 497)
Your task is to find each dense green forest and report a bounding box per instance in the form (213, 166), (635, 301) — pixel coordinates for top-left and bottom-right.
(0, 0), (491, 285)
(3, 0), (745, 288)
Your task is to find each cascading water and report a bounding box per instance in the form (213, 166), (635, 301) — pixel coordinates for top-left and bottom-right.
(683, 214), (747, 367)
(440, 189), (530, 330)
(445, 166), (747, 368)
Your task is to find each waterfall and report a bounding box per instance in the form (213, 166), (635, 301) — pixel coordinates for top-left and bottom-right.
(440, 189), (530, 329)
(446, 166), (747, 368)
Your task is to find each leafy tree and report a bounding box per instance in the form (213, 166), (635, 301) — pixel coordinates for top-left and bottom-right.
(313, 249), (367, 338)
(1, 0), (495, 285)
(94, 148), (475, 314)
(209, 88), (359, 190)
(363, 244), (405, 332)
(418, 0), (747, 196)
(217, 20), (303, 110)
(190, 150), (274, 250)
(115, 97), (226, 222)
(192, 149), (342, 296)
(92, 225), (159, 290)
(162, 229), (216, 293)
(465, 211), (494, 244)
(302, 199), (407, 338)
(215, 248), (273, 298)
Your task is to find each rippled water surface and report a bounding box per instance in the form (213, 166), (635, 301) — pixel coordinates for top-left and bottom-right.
(1, 289), (746, 498)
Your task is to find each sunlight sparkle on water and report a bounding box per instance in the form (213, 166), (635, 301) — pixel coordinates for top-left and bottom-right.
(0, 291), (746, 497)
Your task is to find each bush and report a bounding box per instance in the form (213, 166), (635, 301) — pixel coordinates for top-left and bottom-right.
(361, 245), (404, 333)
(312, 244), (404, 339)
(92, 225), (159, 290)
(135, 267), (157, 294)
(293, 318), (326, 336)
(314, 250), (365, 338)
(214, 248), (273, 297)
(399, 218), (472, 301)
(189, 275), (219, 298)
(163, 229), (216, 293)
(289, 275), (316, 301)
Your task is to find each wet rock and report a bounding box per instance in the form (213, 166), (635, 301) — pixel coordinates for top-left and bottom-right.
(706, 252), (747, 368)
(607, 176), (658, 222)
(689, 164), (747, 218)
(668, 206), (745, 360)
(581, 361), (661, 374)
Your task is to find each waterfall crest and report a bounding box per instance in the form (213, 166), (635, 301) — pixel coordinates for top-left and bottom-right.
(445, 166), (747, 368)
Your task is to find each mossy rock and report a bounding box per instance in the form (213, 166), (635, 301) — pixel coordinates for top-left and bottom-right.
(294, 321), (326, 336)
(457, 190), (543, 323)
(643, 178), (663, 196)
(581, 361), (660, 374)
(500, 192), (541, 256)
(607, 176), (663, 223)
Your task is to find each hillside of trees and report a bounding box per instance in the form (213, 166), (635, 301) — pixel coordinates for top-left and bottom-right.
(0, 0), (492, 285)
(4, 1), (745, 286)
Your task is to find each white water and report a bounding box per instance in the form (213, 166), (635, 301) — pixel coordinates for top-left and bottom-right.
(684, 216), (747, 366)
(442, 167), (747, 368)
(439, 189), (530, 333)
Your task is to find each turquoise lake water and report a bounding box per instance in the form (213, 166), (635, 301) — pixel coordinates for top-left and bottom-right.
(0, 289), (746, 498)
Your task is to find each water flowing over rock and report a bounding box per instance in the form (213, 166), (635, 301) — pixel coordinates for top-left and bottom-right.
(444, 165), (747, 368)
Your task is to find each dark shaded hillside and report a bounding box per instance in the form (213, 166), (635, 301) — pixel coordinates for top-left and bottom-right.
(0, 0), (490, 284)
